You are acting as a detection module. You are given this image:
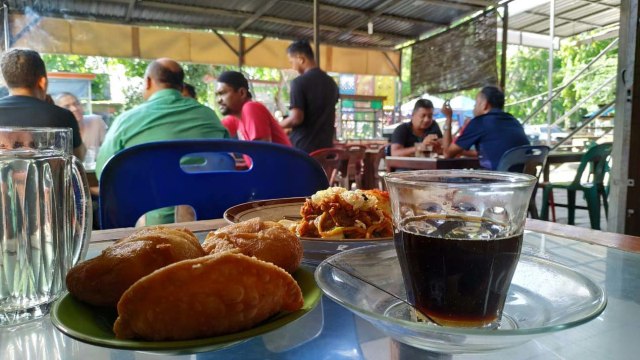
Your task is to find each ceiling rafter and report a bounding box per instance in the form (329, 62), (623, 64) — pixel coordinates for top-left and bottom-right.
(279, 0), (447, 27)
(133, 1), (410, 42)
(515, 5), (615, 31)
(125, 0), (137, 22)
(236, 0), (279, 32)
(335, 0), (405, 39)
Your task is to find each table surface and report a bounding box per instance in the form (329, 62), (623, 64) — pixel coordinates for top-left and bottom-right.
(2, 219), (639, 360)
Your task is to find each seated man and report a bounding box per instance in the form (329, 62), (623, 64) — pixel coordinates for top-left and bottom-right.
(390, 99), (442, 157)
(0, 48), (85, 159)
(54, 92), (108, 152)
(96, 58), (229, 225)
(441, 86), (530, 170)
(215, 71), (291, 146)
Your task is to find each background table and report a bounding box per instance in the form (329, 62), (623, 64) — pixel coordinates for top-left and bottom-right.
(385, 156), (481, 172)
(2, 219), (640, 360)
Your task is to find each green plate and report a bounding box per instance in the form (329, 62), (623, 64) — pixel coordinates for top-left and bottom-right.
(51, 268), (321, 355)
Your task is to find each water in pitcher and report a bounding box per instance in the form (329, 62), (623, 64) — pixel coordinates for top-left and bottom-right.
(0, 149), (72, 325)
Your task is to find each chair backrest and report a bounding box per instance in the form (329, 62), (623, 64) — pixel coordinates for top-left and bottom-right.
(99, 139), (329, 229)
(572, 142), (612, 186)
(309, 147), (348, 181)
(496, 145), (550, 178)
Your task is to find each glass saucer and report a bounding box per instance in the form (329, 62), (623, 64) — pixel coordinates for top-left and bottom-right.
(315, 243), (607, 354)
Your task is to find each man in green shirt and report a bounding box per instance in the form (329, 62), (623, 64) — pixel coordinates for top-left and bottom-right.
(96, 58), (229, 225)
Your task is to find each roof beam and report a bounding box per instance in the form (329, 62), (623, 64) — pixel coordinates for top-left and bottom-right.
(236, 0), (279, 32)
(413, 0), (485, 11)
(335, 0), (405, 39)
(136, 1), (410, 42)
(279, 0), (447, 27)
(125, 0), (137, 22)
(515, 5), (613, 31)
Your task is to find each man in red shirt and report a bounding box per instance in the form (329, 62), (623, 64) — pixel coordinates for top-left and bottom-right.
(215, 71), (291, 146)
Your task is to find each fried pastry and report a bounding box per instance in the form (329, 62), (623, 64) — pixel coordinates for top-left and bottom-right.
(113, 252), (304, 341)
(66, 226), (204, 307)
(202, 218), (302, 273)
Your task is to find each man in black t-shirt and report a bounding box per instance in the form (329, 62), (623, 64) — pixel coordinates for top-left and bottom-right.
(280, 40), (339, 153)
(390, 99), (442, 157)
(0, 48), (85, 159)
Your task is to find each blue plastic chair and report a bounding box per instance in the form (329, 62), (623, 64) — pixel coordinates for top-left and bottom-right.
(496, 145), (550, 219)
(98, 139), (329, 229)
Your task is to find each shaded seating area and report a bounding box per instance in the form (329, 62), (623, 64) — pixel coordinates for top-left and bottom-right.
(98, 139), (329, 229)
(540, 143), (612, 230)
(496, 145), (550, 219)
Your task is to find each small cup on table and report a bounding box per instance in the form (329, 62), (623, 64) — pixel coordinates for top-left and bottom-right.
(384, 170), (536, 328)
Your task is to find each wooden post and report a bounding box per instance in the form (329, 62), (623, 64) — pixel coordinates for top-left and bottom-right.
(313, 0), (320, 66)
(500, 4), (508, 90)
(609, 0), (640, 235)
(238, 34), (245, 69)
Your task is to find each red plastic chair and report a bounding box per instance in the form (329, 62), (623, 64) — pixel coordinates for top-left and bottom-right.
(309, 147), (348, 186)
(344, 145), (368, 189)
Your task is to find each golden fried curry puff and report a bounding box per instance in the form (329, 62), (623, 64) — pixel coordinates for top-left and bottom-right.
(66, 227), (204, 307)
(203, 218), (302, 273)
(113, 252), (304, 341)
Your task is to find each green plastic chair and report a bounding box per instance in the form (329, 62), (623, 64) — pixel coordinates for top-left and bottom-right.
(540, 143), (612, 230)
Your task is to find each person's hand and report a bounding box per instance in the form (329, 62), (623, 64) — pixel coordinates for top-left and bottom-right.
(441, 101), (453, 119)
(422, 134), (439, 146)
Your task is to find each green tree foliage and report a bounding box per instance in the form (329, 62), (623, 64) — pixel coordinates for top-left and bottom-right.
(504, 37), (617, 127)
(42, 54), (110, 100)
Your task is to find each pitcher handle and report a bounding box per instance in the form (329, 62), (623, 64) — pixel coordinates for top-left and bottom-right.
(71, 157), (92, 265)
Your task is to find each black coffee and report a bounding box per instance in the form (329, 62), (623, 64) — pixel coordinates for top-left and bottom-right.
(394, 215), (522, 327)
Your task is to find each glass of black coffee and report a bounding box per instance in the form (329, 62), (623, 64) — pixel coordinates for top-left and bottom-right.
(384, 170), (537, 328)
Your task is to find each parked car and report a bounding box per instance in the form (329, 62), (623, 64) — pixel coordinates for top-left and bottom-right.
(525, 125), (569, 145)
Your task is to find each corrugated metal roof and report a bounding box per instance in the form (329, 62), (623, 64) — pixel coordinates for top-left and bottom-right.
(4, 0), (621, 50)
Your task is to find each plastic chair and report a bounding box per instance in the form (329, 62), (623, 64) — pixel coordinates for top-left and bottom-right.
(540, 143), (612, 230)
(98, 139), (329, 229)
(496, 145), (550, 219)
(309, 147), (348, 186)
(344, 145), (367, 189)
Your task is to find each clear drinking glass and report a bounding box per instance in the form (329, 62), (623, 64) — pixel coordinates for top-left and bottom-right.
(384, 170), (536, 328)
(0, 127), (91, 326)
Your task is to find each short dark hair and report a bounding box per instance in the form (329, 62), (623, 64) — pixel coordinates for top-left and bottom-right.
(479, 86), (505, 109)
(287, 40), (314, 60)
(413, 99), (434, 114)
(183, 83), (196, 98)
(0, 48), (47, 89)
(217, 71), (252, 99)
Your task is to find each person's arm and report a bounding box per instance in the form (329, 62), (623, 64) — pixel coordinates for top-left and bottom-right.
(390, 143), (418, 157)
(280, 108), (304, 128)
(440, 104), (454, 156)
(390, 123), (417, 157)
(74, 143), (87, 160)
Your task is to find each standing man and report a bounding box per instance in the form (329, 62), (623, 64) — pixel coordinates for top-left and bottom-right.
(280, 40), (339, 153)
(441, 86), (530, 170)
(215, 71), (291, 146)
(0, 48), (86, 159)
(96, 58), (229, 225)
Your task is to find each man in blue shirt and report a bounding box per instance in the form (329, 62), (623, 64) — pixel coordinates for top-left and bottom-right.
(441, 86), (529, 170)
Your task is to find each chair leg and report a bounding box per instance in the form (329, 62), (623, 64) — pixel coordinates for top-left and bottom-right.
(550, 190), (556, 222)
(600, 184), (609, 219)
(584, 188), (601, 230)
(567, 190), (576, 225)
(541, 186), (551, 221)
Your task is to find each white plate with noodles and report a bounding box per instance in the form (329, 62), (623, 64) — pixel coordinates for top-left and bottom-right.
(223, 196), (393, 265)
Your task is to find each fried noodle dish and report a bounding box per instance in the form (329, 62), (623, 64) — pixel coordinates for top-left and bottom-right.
(297, 187), (393, 239)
